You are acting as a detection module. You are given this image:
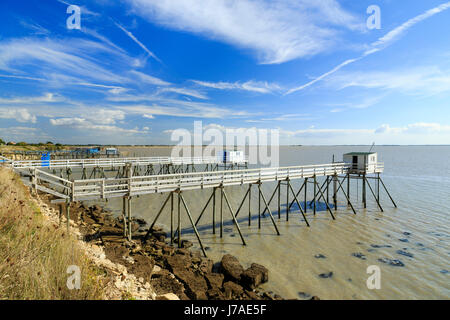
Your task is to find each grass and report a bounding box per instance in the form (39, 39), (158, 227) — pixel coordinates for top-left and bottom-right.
(0, 167), (104, 299)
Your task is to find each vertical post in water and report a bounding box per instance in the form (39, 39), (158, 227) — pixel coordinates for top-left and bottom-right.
(304, 178), (308, 213)
(377, 173), (380, 203)
(220, 185), (224, 237)
(248, 184), (252, 226)
(286, 179), (289, 221)
(277, 181), (281, 219)
(122, 197), (127, 237)
(170, 192), (174, 244)
(347, 173), (351, 205)
(212, 187), (216, 234)
(258, 182), (262, 228)
(333, 175), (337, 211)
(313, 175), (317, 215)
(362, 173), (367, 208)
(128, 196), (132, 241)
(178, 190), (181, 248)
(66, 201), (70, 232)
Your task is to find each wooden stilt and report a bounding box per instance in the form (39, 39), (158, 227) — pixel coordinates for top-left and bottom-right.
(258, 187), (281, 235)
(287, 183), (310, 227)
(379, 177), (397, 208)
(222, 190), (247, 245)
(364, 176), (384, 212)
(179, 193), (208, 256)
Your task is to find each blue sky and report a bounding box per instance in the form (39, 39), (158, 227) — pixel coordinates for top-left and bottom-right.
(0, 0), (449, 145)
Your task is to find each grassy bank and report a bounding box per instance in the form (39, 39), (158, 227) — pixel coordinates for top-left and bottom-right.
(0, 167), (103, 299)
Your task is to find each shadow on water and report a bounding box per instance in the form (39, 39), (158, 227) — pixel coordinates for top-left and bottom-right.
(162, 200), (338, 236)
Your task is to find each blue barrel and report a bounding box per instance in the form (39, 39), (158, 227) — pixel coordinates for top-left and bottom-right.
(41, 152), (50, 167)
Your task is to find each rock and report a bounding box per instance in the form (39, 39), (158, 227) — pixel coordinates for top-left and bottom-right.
(440, 270), (448, 274)
(166, 254), (192, 273)
(240, 263), (269, 290)
(207, 288), (226, 300)
(181, 240), (193, 249)
(205, 273), (224, 290)
(314, 254), (326, 259)
(318, 272), (333, 279)
(371, 244), (392, 248)
(310, 296), (320, 300)
(403, 232), (411, 236)
(156, 293), (180, 300)
(378, 258), (405, 267)
(220, 254), (244, 282)
(396, 250), (414, 258)
(398, 238), (409, 242)
(351, 252), (367, 260)
(152, 265), (162, 273)
(199, 258), (214, 274)
(223, 281), (244, 299)
(245, 290), (260, 300)
(298, 292), (311, 299)
(174, 269), (208, 300)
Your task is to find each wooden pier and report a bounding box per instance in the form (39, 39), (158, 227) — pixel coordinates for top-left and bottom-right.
(3, 155), (396, 257)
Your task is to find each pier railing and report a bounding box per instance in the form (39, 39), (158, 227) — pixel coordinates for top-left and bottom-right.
(71, 162), (350, 201)
(9, 156), (248, 169)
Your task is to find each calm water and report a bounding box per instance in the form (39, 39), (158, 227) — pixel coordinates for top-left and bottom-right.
(93, 146), (449, 300)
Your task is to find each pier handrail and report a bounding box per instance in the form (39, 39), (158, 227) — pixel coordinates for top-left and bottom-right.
(71, 162), (351, 201)
(9, 156), (249, 169)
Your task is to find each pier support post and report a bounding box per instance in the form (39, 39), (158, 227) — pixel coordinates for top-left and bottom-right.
(286, 179), (290, 221)
(347, 173), (350, 205)
(287, 184), (310, 227)
(313, 175), (317, 215)
(257, 186), (281, 235)
(178, 190), (181, 248)
(127, 196), (132, 241)
(362, 173), (367, 208)
(277, 181), (281, 219)
(304, 178), (308, 213)
(333, 175), (338, 211)
(220, 185), (224, 237)
(213, 187), (216, 234)
(258, 183), (262, 228)
(364, 176), (383, 212)
(248, 184), (252, 226)
(170, 192), (174, 243)
(66, 200), (70, 232)
(379, 177), (397, 208)
(222, 189), (247, 245)
(122, 197), (127, 237)
(179, 193), (208, 256)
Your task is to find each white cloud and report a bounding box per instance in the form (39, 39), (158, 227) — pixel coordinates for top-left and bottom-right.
(49, 116), (149, 134)
(0, 108), (37, 123)
(124, 0), (362, 64)
(376, 123), (450, 134)
(157, 87), (208, 100)
(327, 67), (450, 95)
(0, 37), (131, 84)
(192, 80), (281, 94)
(286, 2), (450, 94)
(130, 70), (171, 86)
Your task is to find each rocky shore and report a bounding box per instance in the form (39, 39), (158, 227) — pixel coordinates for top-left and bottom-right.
(41, 194), (290, 300)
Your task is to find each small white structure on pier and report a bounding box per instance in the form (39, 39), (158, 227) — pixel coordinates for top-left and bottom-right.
(343, 152), (380, 174)
(221, 150), (245, 164)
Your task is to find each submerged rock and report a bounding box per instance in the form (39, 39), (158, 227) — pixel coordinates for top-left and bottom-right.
(314, 254), (326, 259)
(351, 252), (367, 260)
(396, 250), (414, 258)
(398, 239), (409, 243)
(371, 244), (392, 248)
(318, 272), (333, 279)
(298, 292), (311, 299)
(378, 258), (405, 267)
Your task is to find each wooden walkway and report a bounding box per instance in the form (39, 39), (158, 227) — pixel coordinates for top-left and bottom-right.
(9, 156), (248, 169)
